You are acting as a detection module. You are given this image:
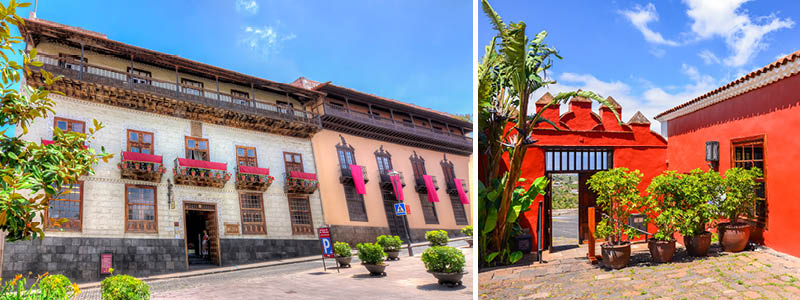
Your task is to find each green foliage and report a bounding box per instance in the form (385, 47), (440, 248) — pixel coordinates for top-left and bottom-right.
(39, 274), (73, 300)
(100, 275), (150, 300)
(356, 242), (386, 265)
(421, 246), (466, 273)
(551, 174), (578, 209)
(675, 169), (723, 237)
(644, 171), (684, 241)
(333, 242), (352, 257)
(587, 168), (643, 245)
(0, 1), (112, 241)
(0, 273), (80, 300)
(425, 230), (449, 247)
(719, 167), (761, 222)
(461, 225), (473, 237)
(376, 235), (403, 252)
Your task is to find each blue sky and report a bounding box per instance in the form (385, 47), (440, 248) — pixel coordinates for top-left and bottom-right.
(2, 0), (471, 136)
(479, 0), (800, 131)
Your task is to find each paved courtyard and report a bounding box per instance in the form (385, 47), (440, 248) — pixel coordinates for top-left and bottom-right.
(75, 240), (472, 299)
(479, 243), (800, 300)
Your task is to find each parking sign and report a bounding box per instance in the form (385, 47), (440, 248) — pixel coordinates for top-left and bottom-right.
(318, 227), (334, 258)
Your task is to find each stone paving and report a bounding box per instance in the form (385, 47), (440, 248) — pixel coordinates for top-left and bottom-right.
(75, 240), (472, 299)
(479, 243), (800, 300)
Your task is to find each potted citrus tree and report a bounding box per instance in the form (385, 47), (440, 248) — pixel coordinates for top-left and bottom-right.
(422, 246), (466, 286)
(377, 235), (403, 260)
(587, 168), (643, 269)
(356, 242), (387, 276)
(333, 241), (353, 267)
(676, 169), (723, 257)
(644, 171), (683, 263)
(717, 167), (761, 252)
(461, 225), (473, 247)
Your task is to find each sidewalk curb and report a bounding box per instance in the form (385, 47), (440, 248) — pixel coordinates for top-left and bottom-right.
(78, 237), (469, 290)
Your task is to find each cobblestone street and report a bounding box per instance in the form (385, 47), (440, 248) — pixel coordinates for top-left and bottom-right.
(76, 240), (472, 299)
(479, 244), (800, 300)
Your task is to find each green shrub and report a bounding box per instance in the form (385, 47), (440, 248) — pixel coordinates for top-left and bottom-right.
(39, 274), (73, 300)
(0, 273), (79, 300)
(356, 242), (386, 265)
(333, 242), (352, 257)
(100, 274), (150, 300)
(461, 225), (473, 237)
(587, 168), (644, 245)
(421, 246), (466, 273)
(376, 235), (403, 252)
(720, 167), (762, 223)
(425, 230), (449, 246)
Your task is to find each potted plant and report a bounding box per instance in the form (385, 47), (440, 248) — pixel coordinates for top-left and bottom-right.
(422, 246), (466, 286)
(644, 171), (683, 263)
(333, 242), (353, 267)
(717, 167), (761, 252)
(461, 225), (473, 247)
(425, 230), (449, 246)
(676, 169), (723, 257)
(587, 168), (643, 269)
(376, 235), (403, 260)
(356, 242), (387, 276)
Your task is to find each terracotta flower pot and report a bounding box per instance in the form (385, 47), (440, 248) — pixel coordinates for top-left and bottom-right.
(648, 239), (676, 263)
(718, 222), (751, 253)
(428, 271), (466, 286)
(362, 263), (387, 275)
(385, 250), (400, 260)
(684, 231), (711, 257)
(601, 242), (631, 269)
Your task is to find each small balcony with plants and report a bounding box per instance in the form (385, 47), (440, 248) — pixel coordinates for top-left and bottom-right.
(414, 175), (439, 193)
(285, 171), (319, 194)
(446, 177), (469, 195)
(235, 165), (275, 192)
(117, 151), (166, 183)
(339, 164), (368, 184)
(379, 170), (406, 190)
(173, 158), (231, 188)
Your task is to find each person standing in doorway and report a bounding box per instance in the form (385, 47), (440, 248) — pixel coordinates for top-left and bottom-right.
(202, 230), (209, 258)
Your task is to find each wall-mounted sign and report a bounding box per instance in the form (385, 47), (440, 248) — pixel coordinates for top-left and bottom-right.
(100, 253), (113, 275)
(225, 223), (240, 235)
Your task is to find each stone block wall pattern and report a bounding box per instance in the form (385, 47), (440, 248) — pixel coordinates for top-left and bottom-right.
(329, 225), (465, 246)
(219, 239), (319, 266)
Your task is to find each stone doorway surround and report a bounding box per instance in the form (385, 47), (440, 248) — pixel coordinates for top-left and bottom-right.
(183, 202), (221, 269)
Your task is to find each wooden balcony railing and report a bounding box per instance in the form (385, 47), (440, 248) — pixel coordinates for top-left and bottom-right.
(285, 171), (319, 194)
(338, 164), (368, 184)
(379, 171), (406, 190)
(322, 103), (471, 148)
(118, 151), (166, 183)
(414, 175), (439, 193)
(235, 165), (274, 192)
(31, 54), (320, 127)
(446, 178), (469, 195)
(173, 158), (231, 188)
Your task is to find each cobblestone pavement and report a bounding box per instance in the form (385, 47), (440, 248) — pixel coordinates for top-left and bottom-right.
(76, 240), (472, 300)
(479, 244), (800, 300)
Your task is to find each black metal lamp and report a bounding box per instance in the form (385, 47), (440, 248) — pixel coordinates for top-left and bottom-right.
(706, 141), (719, 171)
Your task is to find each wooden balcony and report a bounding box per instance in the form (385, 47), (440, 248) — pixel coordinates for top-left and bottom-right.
(173, 158), (230, 188)
(446, 178), (469, 195)
(118, 152), (166, 183)
(28, 54), (321, 137)
(379, 171), (406, 190)
(414, 175), (439, 193)
(339, 164), (368, 184)
(321, 103), (472, 155)
(285, 171), (319, 194)
(235, 166), (274, 192)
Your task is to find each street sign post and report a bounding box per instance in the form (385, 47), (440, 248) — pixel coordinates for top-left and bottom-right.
(318, 227), (338, 272)
(394, 203), (407, 216)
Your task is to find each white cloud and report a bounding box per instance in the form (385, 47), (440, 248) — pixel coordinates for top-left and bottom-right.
(619, 3), (680, 46)
(236, 0), (259, 15)
(239, 25), (296, 60)
(684, 0), (794, 67)
(775, 52), (789, 60)
(698, 49), (721, 64)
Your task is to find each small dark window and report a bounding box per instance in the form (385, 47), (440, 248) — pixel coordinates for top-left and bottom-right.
(345, 185), (368, 222)
(181, 78), (204, 96)
(419, 193), (439, 224)
(128, 67), (152, 84)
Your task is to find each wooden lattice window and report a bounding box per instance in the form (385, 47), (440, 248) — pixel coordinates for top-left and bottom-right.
(450, 194), (468, 225)
(410, 151), (426, 179)
(732, 137), (767, 223)
(125, 185), (157, 233)
(419, 193), (439, 224)
(239, 193), (266, 234)
(185, 137), (209, 161)
(289, 196), (313, 235)
(46, 182), (83, 231)
(181, 78), (204, 96)
(375, 146), (393, 175)
(236, 146), (257, 167)
(284, 152), (304, 173)
(344, 185), (368, 222)
(54, 117), (85, 133)
(127, 129), (154, 154)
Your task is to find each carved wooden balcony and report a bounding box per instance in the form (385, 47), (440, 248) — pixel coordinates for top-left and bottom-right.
(414, 175), (439, 193)
(285, 171), (319, 194)
(117, 152), (166, 183)
(339, 164), (368, 184)
(173, 158), (230, 188)
(235, 165), (274, 192)
(379, 171), (406, 190)
(446, 178), (469, 195)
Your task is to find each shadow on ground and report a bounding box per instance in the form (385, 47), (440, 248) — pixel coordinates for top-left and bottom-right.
(416, 282), (467, 291)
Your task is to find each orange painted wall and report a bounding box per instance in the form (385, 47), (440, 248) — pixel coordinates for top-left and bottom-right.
(665, 72), (800, 258)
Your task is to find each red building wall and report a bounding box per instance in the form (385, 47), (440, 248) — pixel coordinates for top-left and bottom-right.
(664, 72), (800, 258)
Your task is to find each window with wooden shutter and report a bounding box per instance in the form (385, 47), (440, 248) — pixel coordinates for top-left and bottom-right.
(54, 117), (85, 133)
(47, 182), (83, 231)
(127, 130), (154, 154)
(284, 152), (304, 173)
(236, 146), (257, 167)
(288, 196), (313, 235)
(185, 137), (209, 161)
(239, 193), (266, 234)
(450, 194), (468, 225)
(344, 185), (368, 222)
(419, 193), (439, 224)
(125, 185), (158, 233)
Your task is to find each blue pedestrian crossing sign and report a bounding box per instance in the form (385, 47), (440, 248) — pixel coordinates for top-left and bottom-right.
(394, 203), (407, 216)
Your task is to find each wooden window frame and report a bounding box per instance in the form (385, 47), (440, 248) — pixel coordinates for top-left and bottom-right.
(127, 129), (154, 154)
(181, 78), (204, 88)
(239, 193), (267, 235)
(45, 181), (84, 232)
(731, 135), (767, 225)
(185, 136), (210, 161)
(58, 53), (86, 71)
(288, 195), (314, 235)
(124, 184), (158, 234)
(344, 185), (368, 222)
(419, 193), (439, 224)
(127, 67), (152, 84)
(231, 89), (250, 99)
(236, 145), (258, 167)
(450, 194), (469, 225)
(284, 152), (304, 173)
(53, 117), (86, 133)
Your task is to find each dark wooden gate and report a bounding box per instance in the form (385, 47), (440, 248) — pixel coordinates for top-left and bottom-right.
(382, 191), (406, 239)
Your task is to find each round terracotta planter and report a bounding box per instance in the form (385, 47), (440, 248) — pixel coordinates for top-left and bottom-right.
(719, 222), (751, 253)
(428, 271), (466, 286)
(335, 256), (352, 267)
(466, 239), (473, 248)
(362, 263), (387, 276)
(601, 242), (631, 269)
(648, 239), (676, 263)
(386, 250), (400, 260)
(684, 232), (711, 257)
